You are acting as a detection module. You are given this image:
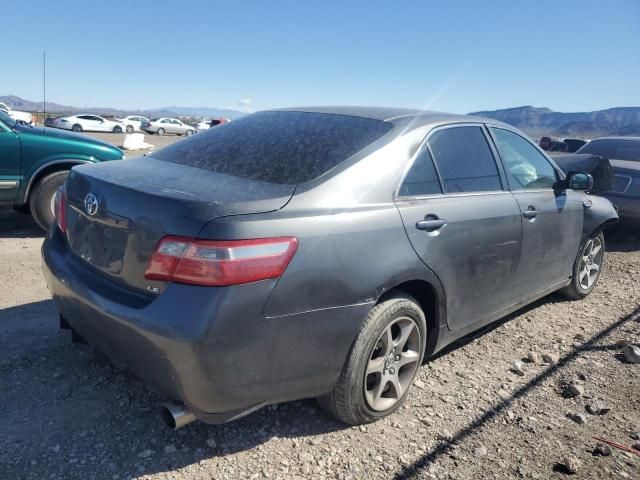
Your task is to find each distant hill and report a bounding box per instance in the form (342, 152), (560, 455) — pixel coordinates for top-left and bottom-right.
(157, 106), (248, 119)
(470, 106), (640, 139)
(0, 95), (246, 120)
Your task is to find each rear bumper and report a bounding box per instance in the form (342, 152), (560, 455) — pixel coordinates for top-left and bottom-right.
(41, 232), (371, 422)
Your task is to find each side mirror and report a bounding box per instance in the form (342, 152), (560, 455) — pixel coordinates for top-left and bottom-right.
(568, 172), (593, 191)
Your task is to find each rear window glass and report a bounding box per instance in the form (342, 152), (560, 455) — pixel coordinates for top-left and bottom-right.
(578, 139), (640, 161)
(151, 111), (393, 184)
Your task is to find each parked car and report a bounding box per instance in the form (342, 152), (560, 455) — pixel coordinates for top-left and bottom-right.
(55, 114), (127, 133)
(196, 118), (227, 132)
(563, 138), (588, 153)
(577, 137), (640, 222)
(195, 121), (210, 132)
(0, 110), (124, 229)
(0, 102), (33, 124)
(539, 136), (568, 152)
(141, 117), (195, 136)
(115, 115), (150, 133)
(42, 108), (617, 429)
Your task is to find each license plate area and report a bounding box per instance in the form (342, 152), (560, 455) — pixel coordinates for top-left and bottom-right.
(67, 207), (130, 275)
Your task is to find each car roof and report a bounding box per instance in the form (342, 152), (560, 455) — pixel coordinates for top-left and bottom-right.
(269, 106), (507, 129)
(589, 136), (640, 142)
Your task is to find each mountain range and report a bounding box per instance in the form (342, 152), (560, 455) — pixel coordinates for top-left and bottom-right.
(470, 106), (640, 139)
(3, 95), (639, 138)
(0, 95), (246, 120)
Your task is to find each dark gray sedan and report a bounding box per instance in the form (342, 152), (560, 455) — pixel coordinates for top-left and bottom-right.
(42, 107), (618, 427)
(577, 136), (640, 222)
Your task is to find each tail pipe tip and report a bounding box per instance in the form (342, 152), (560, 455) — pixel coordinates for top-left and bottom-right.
(160, 402), (197, 429)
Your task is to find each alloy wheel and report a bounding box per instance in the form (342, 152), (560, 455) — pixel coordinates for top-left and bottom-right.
(578, 236), (603, 289)
(364, 316), (421, 411)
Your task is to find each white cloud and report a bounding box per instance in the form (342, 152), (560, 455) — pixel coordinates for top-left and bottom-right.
(237, 98), (253, 113)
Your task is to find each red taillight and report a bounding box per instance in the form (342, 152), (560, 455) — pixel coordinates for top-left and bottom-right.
(54, 189), (67, 233)
(144, 236), (298, 286)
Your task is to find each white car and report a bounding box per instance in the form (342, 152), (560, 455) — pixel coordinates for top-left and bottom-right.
(115, 115), (149, 133)
(0, 102), (33, 124)
(55, 114), (126, 133)
(196, 121), (210, 132)
(142, 117), (196, 136)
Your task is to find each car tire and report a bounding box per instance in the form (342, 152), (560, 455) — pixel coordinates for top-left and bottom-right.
(560, 230), (605, 300)
(126, 125), (134, 133)
(29, 171), (69, 231)
(71, 124), (82, 132)
(113, 126), (123, 134)
(186, 129), (194, 137)
(317, 293), (426, 425)
(157, 128), (165, 136)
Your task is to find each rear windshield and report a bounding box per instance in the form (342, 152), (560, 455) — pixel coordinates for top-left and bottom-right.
(151, 111), (393, 184)
(578, 139), (640, 161)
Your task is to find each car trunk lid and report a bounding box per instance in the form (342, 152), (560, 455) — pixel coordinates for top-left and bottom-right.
(64, 157), (295, 293)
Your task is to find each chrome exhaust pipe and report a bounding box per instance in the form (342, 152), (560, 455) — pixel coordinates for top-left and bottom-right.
(161, 402), (197, 429)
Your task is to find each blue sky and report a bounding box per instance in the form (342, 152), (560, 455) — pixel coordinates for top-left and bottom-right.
(3, 0), (639, 113)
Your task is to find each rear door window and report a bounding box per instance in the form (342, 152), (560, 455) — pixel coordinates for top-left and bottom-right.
(427, 126), (502, 193)
(399, 147), (441, 196)
(152, 111), (393, 185)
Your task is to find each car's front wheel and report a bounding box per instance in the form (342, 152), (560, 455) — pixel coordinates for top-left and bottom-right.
(157, 128), (165, 136)
(318, 293), (426, 425)
(561, 230), (605, 300)
(29, 171), (69, 231)
(126, 125), (134, 133)
(185, 129), (195, 136)
(113, 126), (123, 133)
(71, 124), (82, 132)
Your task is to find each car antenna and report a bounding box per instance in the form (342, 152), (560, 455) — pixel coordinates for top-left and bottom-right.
(42, 50), (46, 126)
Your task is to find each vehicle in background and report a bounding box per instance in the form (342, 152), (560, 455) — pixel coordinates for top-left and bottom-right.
(195, 121), (211, 132)
(196, 118), (227, 132)
(44, 116), (59, 128)
(0, 102), (33, 124)
(42, 108), (617, 429)
(563, 138), (588, 153)
(539, 136), (568, 152)
(577, 137), (640, 222)
(115, 115), (150, 133)
(142, 118), (196, 136)
(0, 109), (124, 230)
(540, 137), (588, 154)
(55, 114), (127, 133)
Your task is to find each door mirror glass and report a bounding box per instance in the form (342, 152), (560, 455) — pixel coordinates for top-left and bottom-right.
(568, 172), (593, 191)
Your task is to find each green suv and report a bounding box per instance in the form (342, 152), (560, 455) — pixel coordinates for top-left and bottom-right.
(0, 110), (124, 230)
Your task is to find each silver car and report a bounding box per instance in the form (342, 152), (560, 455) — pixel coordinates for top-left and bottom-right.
(142, 117), (196, 136)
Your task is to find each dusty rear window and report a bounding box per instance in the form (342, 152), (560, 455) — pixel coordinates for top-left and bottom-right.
(151, 111), (393, 184)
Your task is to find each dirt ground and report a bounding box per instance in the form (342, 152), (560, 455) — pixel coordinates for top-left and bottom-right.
(0, 209), (638, 480)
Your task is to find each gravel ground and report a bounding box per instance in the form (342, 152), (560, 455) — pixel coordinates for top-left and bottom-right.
(0, 210), (638, 480)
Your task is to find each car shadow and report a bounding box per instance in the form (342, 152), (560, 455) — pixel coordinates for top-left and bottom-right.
(3, 296), (638, 478)
(0, 207), (44, 238)
(605, 223), (640, 252)
(0, 299), (347, 478)
(393, 304), (640, 479)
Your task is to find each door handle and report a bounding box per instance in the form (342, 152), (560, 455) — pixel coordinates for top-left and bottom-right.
(416, 217), (447, 232)
(522, 206), (537, 219)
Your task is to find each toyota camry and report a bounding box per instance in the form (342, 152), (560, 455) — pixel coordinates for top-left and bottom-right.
(42, 107), (618, 428)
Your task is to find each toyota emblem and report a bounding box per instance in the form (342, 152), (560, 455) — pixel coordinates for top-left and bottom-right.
(84, 193), (99, 216)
